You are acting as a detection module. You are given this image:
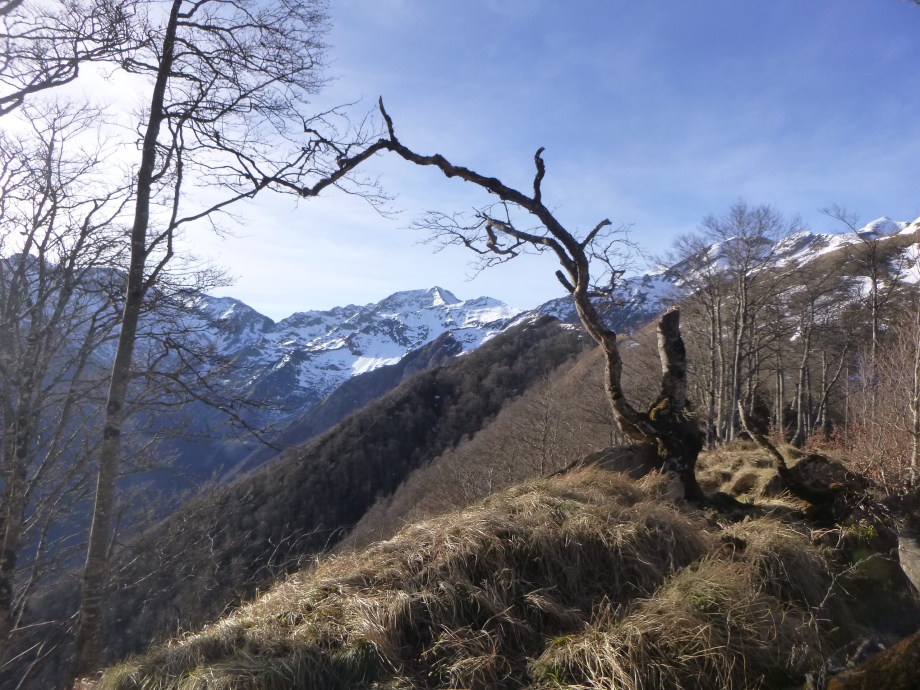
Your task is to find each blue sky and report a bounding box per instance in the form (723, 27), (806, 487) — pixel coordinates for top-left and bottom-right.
(201, 0), (920, 318)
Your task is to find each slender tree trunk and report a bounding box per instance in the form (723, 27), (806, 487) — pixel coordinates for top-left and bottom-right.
(716, 298), (727, 442)
(748, 346), (760, 418)
(776, 367), (784, 434)
(0, 428), (27, 658)
(70, 0), (182, 680)
(805, 362), (813, 439)
(910, 305), (920, 488)
(728, 289), (747, 441)
(706, 303), (717, 449)
(0, 294), (50, 657)
(792, 309), (813, 448)
(871, 276), (879, 367)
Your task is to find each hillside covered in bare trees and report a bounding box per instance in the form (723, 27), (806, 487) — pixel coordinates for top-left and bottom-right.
(3, 0), (920, 687)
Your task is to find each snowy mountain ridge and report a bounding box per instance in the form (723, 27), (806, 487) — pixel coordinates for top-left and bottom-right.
(198, 286), (523, 419)
(184, 215), (920, 441)
(142, 214), (920, 480)
(517, 215), (920, 334)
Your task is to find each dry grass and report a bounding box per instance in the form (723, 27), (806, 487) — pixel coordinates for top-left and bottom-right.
(532, 559), (820, 690)
(696, 446), (809, 506)
(96, 463), (853, 690)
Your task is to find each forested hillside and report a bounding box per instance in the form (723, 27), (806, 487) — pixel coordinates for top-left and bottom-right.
(8, 317), (587, 689)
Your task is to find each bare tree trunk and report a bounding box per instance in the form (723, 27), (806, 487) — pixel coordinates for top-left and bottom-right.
(706, 302), (718, 449)
(813, 349), (846, 442)
(911, 306), (920, 488)
(776, 367), (785, 435)
(0, 432), (27, 655)
(649, 308), (705, 501)
(728, 298), (745, 441)
(738, 401), (838, 505)
(715, 299), (726, 442)
(70, 0), (182, 679)
(805, 362), (813, 439)
(376, 111), (706, 501)
(871, 275), (879, 367)
(791, 308), (813, 448)
(747, 345), (760, 418)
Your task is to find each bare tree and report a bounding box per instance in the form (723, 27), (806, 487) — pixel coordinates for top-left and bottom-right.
(65, 0), (398, 679)
(0, 0), (138, 116)
(0, 100), (129, 663)
(785, 260), (849, 447)
(662, 234), (729, 448)
(374, 100), (707, 502)
(823, 205), (906, 366)
(697, 202), (801, 441)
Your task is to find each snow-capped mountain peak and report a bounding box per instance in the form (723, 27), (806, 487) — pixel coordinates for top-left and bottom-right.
(199, 287), (523, 418)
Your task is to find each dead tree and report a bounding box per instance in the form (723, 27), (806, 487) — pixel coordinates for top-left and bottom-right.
(374, 100), (706, 502)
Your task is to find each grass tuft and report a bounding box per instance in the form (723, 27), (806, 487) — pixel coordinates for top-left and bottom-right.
(532, 559), (820, 690)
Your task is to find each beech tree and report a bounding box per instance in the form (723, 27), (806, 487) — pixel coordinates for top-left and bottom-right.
(53, 0), (399, 680)
(696, 203), (801, 440)
(0, 99), (262, 683)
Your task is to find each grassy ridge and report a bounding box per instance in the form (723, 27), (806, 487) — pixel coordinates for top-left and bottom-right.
(96, 466), (853, 690)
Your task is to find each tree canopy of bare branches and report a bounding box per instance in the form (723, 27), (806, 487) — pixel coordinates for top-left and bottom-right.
(55, 0), (403, 680)
(0, 0), (138, 116)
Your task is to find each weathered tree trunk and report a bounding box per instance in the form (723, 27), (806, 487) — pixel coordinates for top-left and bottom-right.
(69, 0), (182, 680)
(738, 401), (838, 506)
(591, 308), (703, 501)
(648, 308), (705, 501)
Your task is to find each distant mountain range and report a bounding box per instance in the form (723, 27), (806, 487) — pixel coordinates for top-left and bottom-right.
(198, 287), (522, 419)
(159, 215), (920, 481)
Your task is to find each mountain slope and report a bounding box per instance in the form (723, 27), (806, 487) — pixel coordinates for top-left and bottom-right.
(202, 287), (521, 418)
(222, 330), (466, 479)
(93, 463), (877, 690)
(149, 215), (920, 486)
(510, 215), (920, 336)
(59, 317), (588, 672)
